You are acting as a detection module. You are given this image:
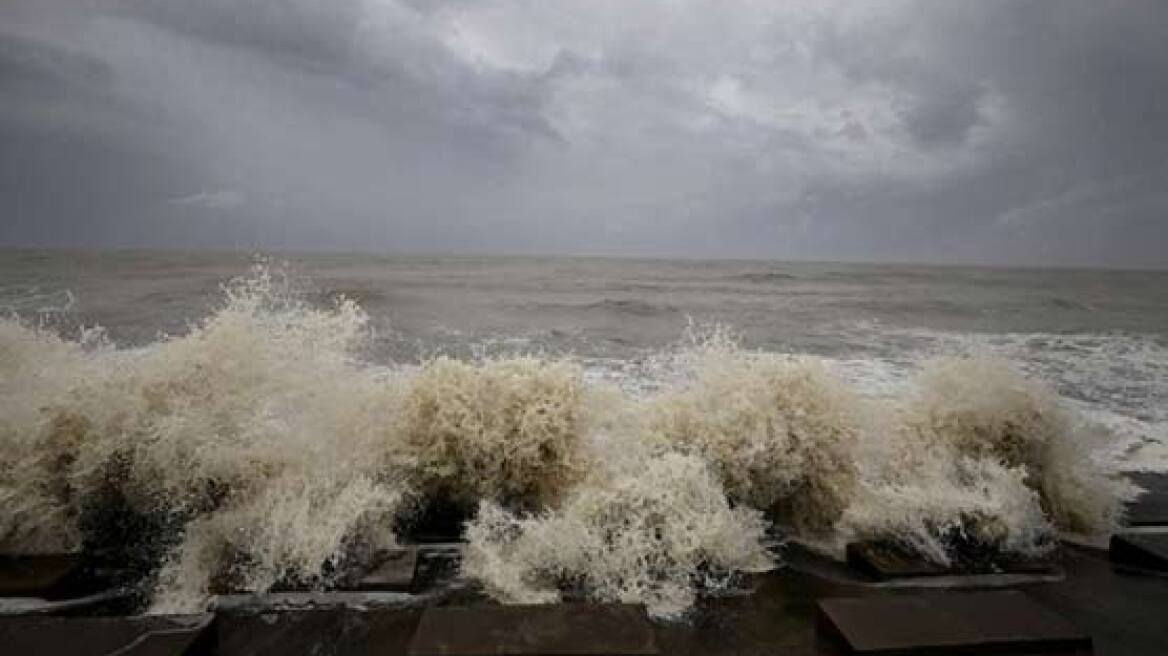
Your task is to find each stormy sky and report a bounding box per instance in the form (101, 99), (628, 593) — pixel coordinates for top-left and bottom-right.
(1, 1), (1166, 267)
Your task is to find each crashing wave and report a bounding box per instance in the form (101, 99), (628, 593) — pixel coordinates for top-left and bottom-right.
(463, 447), (773, 618)
(0, 264), (1139, 617)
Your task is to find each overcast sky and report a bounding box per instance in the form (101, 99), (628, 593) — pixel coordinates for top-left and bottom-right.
(2, 1), (1166, 267)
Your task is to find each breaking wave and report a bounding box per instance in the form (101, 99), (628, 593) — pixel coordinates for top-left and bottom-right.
(0, 264), (1145, 617)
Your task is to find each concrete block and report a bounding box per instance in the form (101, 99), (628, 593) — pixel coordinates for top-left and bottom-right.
(1110, 532), (1168, 571)
(817, 590), (1091, 654)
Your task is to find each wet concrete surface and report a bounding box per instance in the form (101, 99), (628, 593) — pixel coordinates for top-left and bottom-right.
(1127, 472), (1168, 526)
(817, 590), (1091, 654)
(0, 614), (214, 656)
(647, 543), (1166, 656)
(1110, 533), (1168, 571)
(2, 541), (1167, 655)
(409, 604), (658, 655)
(845, 541), (1057, 580)
(214, 607), (422, 656)
(1026, 545), (1168, 656)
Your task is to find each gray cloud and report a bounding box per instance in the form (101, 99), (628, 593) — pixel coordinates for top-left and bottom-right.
(1, 0), (1166, 266)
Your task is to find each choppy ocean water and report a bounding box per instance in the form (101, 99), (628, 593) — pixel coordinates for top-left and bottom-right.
(4, 250), (1165, 451)
(1, 249), (1165, 615)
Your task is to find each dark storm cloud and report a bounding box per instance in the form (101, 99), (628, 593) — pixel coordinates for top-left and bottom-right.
(1, 1), (1166, 266)
(117, 0), (363, 73)
(793, 1), (1168, 265)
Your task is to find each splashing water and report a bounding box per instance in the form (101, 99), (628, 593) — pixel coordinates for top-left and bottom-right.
(0, 263), (1145, 617)
(464, 449), (774, 617)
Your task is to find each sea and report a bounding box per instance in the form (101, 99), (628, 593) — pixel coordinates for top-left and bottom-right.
(3, 250), (1165, 451)
(1, 249), (1166, 615)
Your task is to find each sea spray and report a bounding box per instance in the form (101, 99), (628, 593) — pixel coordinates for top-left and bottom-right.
(839, 449), (1056, 566)
(0, 264), (1137, 616)
(151, 474), (403, 613)
(396, 356), (592, 511)
(2, 264), (414, 609)
(899, 357), (1133, 535)
(835, 356), (1132, 564)
(463, 448), (774, 618)
(0, 320), (95, 551)
(646, 330), (861, 535)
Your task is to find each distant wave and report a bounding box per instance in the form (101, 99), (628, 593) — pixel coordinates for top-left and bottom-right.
(1045, 296), (1095, 311)
(524, 298), (680, 317)
(585, 298), (679, 316)
(731, 271), (798, 284)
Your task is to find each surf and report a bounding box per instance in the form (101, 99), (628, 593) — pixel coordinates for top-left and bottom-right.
(0, 263), (1142, 617)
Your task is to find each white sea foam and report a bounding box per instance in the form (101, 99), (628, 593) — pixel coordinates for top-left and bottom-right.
(463, 448), (774, 618)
